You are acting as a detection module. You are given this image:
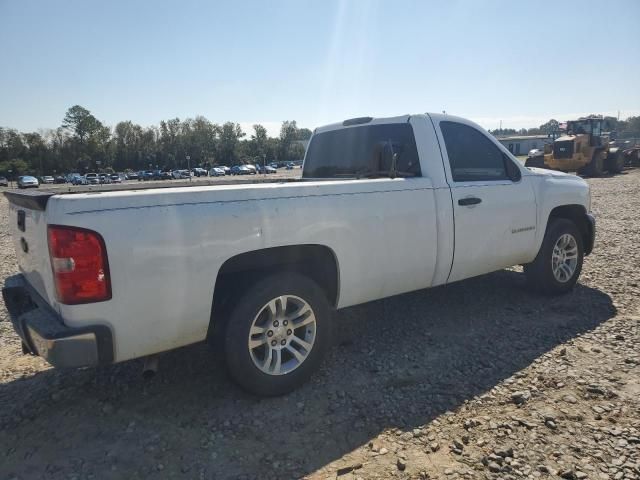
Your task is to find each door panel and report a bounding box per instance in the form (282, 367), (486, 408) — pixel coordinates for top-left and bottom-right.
(434, 119), (538, 283)
(448, 179), (537, 283)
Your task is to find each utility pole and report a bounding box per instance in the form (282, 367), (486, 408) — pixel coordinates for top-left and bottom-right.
(186, 155), (192, 182)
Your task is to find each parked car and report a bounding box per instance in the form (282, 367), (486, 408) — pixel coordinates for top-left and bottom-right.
(85, 173), (100, 185)
(286, 162), (294, 170)
(110, 174), (122, 183)
(2, 113), (595, 397)
(209, 167), (226, 177)
(98, 174), (111, 184)
(125, 171), (139, 180)
(16, 175), (39, 189)
(258, 165), (277, 174)
(230, 165), (251, 175)
(192, 167), (209, 177)
(244, 164), (257, 174)
(0, 176), (8, 187)
(528, 148), (544, 158)
(54, 175), (67, 184)
(171, 169), (190, 179)
(41, 176), (55, 184)
(220, 166), (231, 174)
(70, 174), (86, 185)
(140, 170), (155, 181)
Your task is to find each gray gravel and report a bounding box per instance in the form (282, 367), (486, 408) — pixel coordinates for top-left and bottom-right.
(0, 169), (638, 480)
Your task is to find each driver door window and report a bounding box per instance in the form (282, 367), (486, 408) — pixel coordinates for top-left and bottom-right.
(440, 121), (509, 182)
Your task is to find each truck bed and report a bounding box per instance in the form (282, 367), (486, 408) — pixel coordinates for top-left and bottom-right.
(4, 176), (302, 210)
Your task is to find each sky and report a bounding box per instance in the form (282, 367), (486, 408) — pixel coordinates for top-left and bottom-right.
(1, 0), (639, 137)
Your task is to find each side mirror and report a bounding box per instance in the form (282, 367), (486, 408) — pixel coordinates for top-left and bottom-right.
(504, 154), (522, 182)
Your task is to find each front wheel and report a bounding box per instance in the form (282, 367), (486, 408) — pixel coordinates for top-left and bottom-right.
(606, 151), (625, 173)
(223, 273), (331, 396)
(524, 218), (584, 295)
(580, 151), (605, 177)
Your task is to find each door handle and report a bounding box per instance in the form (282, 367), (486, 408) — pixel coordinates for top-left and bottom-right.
(458, 197), (482, 206)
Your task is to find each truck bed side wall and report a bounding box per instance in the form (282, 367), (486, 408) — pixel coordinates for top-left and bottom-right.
(48, 177), (444, 362)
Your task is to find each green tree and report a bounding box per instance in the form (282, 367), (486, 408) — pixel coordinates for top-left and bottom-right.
(250, 124), (268, 160)
(2, 107), (315, 174)
(0, 158), (30, 177)
(62, 105), (103, 143)
(278, 120), (299, 161)
(539, 119), (559, 135)
(217, 122), (244, 164)
(624, 116), (640, 137)
(296, 128), (313, 140)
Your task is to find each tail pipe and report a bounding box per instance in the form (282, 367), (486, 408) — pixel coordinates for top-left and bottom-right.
(142, 354), (160, 379)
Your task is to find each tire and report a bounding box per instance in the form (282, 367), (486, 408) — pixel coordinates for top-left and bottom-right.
(223, 272), (331, 396)
(580, 151), (605, 177)
(605, 151), (624, 174)
(524, 218), (584, 295)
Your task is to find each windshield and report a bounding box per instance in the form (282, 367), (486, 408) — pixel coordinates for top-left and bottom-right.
(568, 120), (602, 136)
(303, 123), (421, 179)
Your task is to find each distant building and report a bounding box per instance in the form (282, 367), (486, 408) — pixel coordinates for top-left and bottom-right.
(497, 135), (552, 155)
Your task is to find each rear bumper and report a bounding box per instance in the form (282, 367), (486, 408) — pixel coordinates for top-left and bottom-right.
(2, 274), (113, 368)
(585, 213), (596, 256)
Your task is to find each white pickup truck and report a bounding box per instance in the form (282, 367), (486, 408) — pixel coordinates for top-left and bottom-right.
(2, 113), (595, 396)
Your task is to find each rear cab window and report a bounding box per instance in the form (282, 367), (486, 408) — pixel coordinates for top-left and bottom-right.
(303, 123), (421, 179)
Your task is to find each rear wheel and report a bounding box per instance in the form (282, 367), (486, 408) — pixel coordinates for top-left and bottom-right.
(223, 272), (331, 396)
(606, 150), (625, 173)
(524, 218), (584, 295)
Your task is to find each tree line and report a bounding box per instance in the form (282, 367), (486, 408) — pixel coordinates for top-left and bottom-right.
(489, 116), (640, 138)
(0, 105), (313, 177)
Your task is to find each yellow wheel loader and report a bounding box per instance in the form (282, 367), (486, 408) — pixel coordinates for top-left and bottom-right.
(525, 116), (624, 176)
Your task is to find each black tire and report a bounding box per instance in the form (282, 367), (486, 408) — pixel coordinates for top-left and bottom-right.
(524, 218), (584, 295)
(224, 272), (331, 396)
(580, 150), (604, 177)
(605, 151), (624, 174)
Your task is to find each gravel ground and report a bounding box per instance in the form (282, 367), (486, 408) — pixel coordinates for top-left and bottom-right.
(0, 169), (638, 480)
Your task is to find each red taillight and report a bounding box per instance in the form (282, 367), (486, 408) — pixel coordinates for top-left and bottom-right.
(47, 225), (111, 305)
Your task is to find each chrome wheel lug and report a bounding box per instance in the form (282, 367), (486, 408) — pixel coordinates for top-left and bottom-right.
(267, 330), (274, 337)
(273, 320), (279, 327)
(271, 340), (277, 347)
(283, 320), (288, 326)
(287, 329), (292, 335)
(280, 339), (286, 346)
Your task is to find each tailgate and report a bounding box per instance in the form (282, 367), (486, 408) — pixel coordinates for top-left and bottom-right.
(4, 191), (56, 305)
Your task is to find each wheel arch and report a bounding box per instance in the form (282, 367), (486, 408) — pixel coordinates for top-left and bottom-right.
(547, 204), (594, 255)
(208, 244), (340, 337)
